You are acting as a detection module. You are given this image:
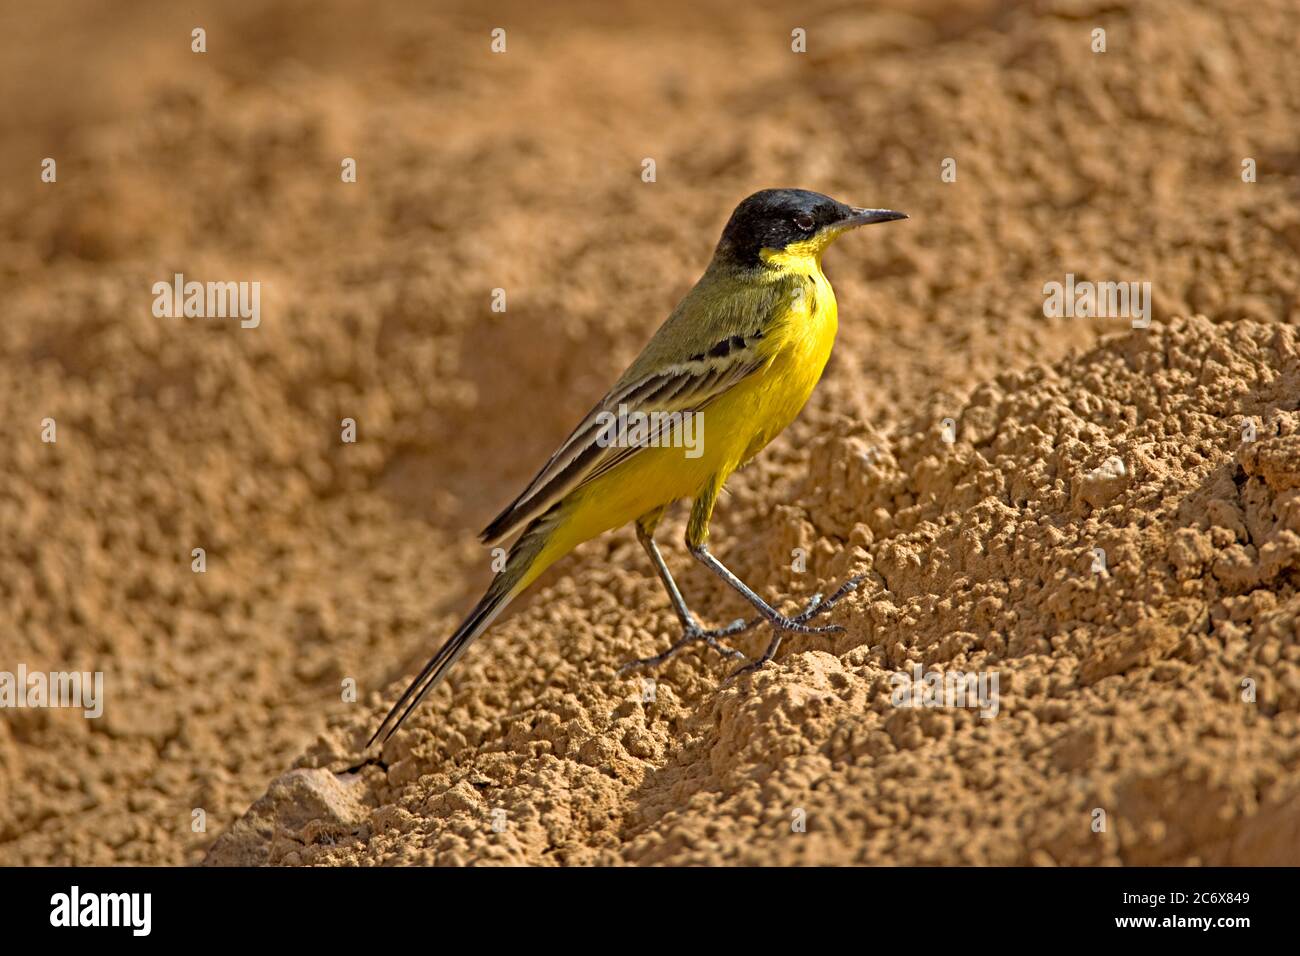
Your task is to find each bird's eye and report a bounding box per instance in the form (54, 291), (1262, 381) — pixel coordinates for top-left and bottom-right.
(794, 213), (815, 232)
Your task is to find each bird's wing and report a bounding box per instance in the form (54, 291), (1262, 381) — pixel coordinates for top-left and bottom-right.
(479, 329), (771, 545)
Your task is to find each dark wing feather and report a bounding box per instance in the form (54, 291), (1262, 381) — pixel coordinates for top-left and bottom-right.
(479, 338), (768, 545)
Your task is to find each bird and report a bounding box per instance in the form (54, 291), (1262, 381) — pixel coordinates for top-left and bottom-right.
(368, 188), (906, 746)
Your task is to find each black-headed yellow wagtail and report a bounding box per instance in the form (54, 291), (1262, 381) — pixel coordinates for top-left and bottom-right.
(369, 189), (906, 744)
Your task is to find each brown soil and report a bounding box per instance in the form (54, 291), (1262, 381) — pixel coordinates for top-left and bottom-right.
(1, 0), (1298, 866)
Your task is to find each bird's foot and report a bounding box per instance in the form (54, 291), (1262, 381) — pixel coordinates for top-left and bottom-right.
(619, 618), (751, 673)
(620, 576), (864, 676)
(723, 575), (863, 681)
(762, 574), (864, 634)
(722, 639), (781, 683)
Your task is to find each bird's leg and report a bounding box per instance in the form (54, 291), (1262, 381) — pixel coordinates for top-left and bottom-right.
(618, 520), (751, 673)
(694, 545), (863, 682)
(690, 543), (861, 636)
(716, 575), (865, 683)
(682, 480), (860, 679)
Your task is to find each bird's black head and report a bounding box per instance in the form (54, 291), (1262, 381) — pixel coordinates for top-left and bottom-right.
(714, 188), (906, 268)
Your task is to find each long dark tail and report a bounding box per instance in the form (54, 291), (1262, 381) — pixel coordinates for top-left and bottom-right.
(366, 508), (563, 747)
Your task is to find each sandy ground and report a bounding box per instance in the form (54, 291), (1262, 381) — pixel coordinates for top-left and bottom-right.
(1, 0), (1298, 866)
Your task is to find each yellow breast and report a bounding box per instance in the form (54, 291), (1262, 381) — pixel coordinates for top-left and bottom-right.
(728, 255), (838, 465)
(534, 257), (839, 562)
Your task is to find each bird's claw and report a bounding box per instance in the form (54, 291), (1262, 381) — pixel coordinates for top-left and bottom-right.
(724, 575), (864, 680)
(723, 656), (771, 684)
(619, 620), (749, 673)
(622, 576), (863, 675)
(768, 575), (862, 632)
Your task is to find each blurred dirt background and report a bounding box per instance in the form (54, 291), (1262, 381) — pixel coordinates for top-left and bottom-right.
(1, 0), (1298, 865)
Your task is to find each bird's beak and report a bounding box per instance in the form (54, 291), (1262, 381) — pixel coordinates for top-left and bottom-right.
(841, 207), (908, 229)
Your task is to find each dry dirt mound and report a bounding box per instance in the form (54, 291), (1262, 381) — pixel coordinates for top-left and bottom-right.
(1, 0), (1297, 866)
(207, 316), (1300, 865)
